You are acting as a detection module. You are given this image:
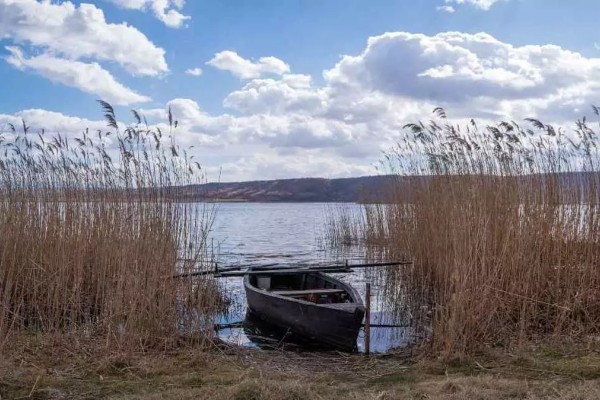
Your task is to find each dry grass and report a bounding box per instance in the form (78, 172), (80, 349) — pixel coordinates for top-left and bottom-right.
(0, 102), (220, 352)
(329, 108), (600, 357)
(1, 333), (598, 399)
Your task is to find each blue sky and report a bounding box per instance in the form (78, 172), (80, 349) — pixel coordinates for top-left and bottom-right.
(1, 0), (600, 181)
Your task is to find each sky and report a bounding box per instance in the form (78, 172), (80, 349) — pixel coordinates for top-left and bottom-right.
(2, 0), (600, 181)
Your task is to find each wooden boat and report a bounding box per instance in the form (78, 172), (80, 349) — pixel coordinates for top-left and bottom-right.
(242, 310), (329, 351)
(243, 267), (365, 351)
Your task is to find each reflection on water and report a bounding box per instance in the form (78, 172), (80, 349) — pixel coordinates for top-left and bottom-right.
(210, 202), (412, 353)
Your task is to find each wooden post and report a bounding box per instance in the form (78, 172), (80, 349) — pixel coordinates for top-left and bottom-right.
(365, 282), (371, 355)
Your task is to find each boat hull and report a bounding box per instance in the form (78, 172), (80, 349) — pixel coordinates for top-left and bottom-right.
(244, 271), (365, 351)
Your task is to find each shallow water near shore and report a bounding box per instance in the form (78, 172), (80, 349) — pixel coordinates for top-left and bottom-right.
(209, 202), (412, 353)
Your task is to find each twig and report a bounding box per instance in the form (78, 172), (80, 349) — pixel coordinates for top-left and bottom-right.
(484, 285), (572, 311)
(17, 375), (40, 399)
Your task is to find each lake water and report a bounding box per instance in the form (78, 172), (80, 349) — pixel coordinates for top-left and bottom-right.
(209, 202), (412, 353)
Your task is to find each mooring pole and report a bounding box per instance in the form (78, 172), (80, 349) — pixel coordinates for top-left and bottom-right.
(365, 282), (371, 355)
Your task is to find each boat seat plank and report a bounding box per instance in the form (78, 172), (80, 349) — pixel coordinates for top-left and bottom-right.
(271, 288), (345, 296)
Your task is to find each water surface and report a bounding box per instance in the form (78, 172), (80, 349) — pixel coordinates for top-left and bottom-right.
(210, 202), (412, 353)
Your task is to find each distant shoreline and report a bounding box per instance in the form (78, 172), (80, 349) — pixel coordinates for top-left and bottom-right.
(172, 172), (597, 203)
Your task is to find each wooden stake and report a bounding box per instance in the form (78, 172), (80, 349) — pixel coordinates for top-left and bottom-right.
(365, 282), (371, 355)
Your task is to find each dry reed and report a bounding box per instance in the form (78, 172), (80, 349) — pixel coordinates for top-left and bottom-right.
(330, 107), (600, 356)
(0, 101), (220, 351)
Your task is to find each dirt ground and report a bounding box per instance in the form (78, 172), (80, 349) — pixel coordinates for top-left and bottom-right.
(1, 335), (599, 399)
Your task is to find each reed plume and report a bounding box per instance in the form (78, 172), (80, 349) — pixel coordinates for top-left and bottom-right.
(0, 102), (219, 351)
(329, 107), (600, 356)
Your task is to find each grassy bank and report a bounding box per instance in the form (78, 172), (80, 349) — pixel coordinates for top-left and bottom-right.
(0, 102), (219, 352)
(3, 103), (600, 398)
(1, 333), (599, 399)
(328, 109), (600, 357)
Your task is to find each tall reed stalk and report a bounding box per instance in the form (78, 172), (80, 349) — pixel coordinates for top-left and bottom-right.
(331, 108), (600, 356)
(0, 102), (219, 351)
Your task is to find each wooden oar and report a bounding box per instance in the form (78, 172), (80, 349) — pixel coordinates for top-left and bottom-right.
(172, 260), (412, 279)
(214, 261), (412, 278)
(172, 265), (239, 279)
(318, 261), (413, 270)
(215, 266), (352, 277)
(171, 262), (280, 279)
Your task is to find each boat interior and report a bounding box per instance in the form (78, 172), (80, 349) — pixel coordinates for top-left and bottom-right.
(249, 272), (354, 304)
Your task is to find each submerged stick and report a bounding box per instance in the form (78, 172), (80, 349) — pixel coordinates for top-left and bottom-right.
(361, 323), (410, 328)
(214, 321), (244, 330)
(215, 321), (410, 331)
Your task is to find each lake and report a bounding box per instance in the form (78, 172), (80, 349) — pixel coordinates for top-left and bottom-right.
(209, 202), (412, 353)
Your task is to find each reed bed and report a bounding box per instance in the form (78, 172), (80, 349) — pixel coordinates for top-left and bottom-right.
(0, 102), (219, 351)
(330, 108), (600, 356)
(324, 204), (366, 247)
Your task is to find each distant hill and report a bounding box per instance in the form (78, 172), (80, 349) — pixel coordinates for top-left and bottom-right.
(175, 175), (398, 202)
(166, 172), (600, 203)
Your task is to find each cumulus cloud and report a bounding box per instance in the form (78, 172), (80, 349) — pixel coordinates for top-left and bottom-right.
(5, 47), (150, 105)
(0, 0), (168, 76)
(185, 67), (203, 76)
(109, 0), (190, 28)
(146, 32), (600, 178)
(223, 74), (324, 114)
(165, 97), (373, 150)
(324, 31), (600, 122)
(5, 30), (600, 181)
(206, 51), (290, 79)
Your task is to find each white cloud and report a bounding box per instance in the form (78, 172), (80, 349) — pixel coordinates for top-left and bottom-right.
(223, 75), (324, 114)
(0, 109), (108, 136)
(0, 0), (168, 76)
(5, 47), (150, 105)
(211, 150), (376, 182)
(109, 0), (190, 28)
(444, 0), (505, 10)
(206, 51), (290, 79)
(138, 108), (167, 119)
(154, 32), (600, 178)
(185, 67), (203, 76)
(437, 5), (456, 13)
(323, 31), (600, 122)
(165, 97), (368, 148)
(6, 30), (600, 181)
